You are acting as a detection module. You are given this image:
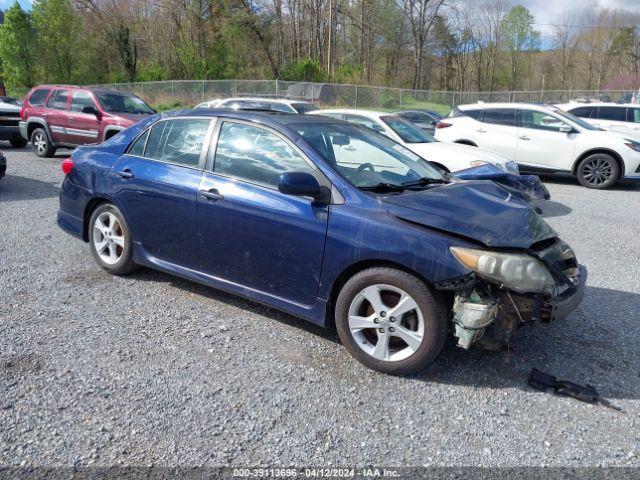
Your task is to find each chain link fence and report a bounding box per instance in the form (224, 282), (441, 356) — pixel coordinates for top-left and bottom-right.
(90, 79), (633, 113)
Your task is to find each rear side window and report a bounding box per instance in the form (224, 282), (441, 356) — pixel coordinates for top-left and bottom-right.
(627, 108), (640, 123)
(483, 109), (517, 126)
(568, 106), (594, 118)
(213, 122), (315, 188)
(596, 106), (626, 121)
(144, 118), (210, 167)
(458, 109), (484, 122)
(28, 88), (51, 107)
(47, 89), (69, 110)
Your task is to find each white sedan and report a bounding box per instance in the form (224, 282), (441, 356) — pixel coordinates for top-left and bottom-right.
(434, 102), (640, 189)
(307, 108), (519, 174)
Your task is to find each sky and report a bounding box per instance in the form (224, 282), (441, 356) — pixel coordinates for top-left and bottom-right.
(0, 0), (32, 10)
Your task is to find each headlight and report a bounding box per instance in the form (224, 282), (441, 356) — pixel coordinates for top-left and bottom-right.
(505, 161), (519, 174)
(470, 160), (489, 168)
(450, 247), (555, 293)
(624, 139), (640, 152)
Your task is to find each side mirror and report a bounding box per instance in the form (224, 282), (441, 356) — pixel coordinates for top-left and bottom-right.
(559, 125), (573, 133)
(278, 172), (326, 203)
(82, 105), (100, 117)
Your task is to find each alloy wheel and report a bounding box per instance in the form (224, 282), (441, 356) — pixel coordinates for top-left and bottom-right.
(582, 157), (614, 186)
(33, 132), (47, 154)
(92, 212), (125, 265)
(348, 284), (425, 362)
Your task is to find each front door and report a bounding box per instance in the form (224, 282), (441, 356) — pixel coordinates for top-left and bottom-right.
(111, 117), (213, 268)
(44, 89), (70, 143)
(196, 120), (329, 306)
(67, 90), (101, 145)
(515, 109), (576, 171)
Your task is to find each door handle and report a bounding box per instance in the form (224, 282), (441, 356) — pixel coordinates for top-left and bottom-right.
(476, 129), (487, 133)
(200, 188), (224, 201)
(116, 169), (134, 179)
(519, 135), (530, 140)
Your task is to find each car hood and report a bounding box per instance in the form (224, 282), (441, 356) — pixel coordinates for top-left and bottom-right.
(382, 180), (556, 248)
(0, 102), (21, 113)
(406, 142), (509, 165)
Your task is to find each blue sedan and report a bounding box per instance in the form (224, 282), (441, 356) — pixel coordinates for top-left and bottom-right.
(57, 110), (586, 375)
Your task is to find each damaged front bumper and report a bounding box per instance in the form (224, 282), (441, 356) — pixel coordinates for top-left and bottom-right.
(438, 260), (587, 349)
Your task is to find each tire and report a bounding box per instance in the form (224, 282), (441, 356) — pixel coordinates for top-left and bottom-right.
(10, 137), (27, 148)
(334, 267), (447, 375)
(30, 128), (56, 158)
(576, 153), (620, 189)
(88, 203), (137, 275)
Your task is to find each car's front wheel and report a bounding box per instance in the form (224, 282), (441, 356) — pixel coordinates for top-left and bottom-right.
(335, 267), (447, 375)
(576, 153), (620, 189)
(30, 128), (56, 158)
(89, 204), (137, 275)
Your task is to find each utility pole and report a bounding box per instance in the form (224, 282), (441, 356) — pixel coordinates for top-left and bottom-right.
(327, 0), (336, 81)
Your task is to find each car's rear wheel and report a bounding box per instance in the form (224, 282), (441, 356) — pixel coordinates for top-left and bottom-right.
(576, 153), (620, 189)
(30, 128), (56, 158)
(335, 267), (447, 375)
(89, 204), (137, 275)
(10, 137), (27, 148)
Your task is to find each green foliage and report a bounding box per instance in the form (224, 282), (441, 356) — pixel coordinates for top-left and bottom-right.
(0, 2), (36, 90)
(501, 5), (540, 53)
(280, 59), (326, 82)
(31, 0), (83, 83)
(334, 64), (362, 84)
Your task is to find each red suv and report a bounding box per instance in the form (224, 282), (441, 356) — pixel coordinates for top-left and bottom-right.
(20, 85), (155, 157)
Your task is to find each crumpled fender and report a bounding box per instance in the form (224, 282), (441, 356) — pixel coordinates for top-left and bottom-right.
(453, 164), (551, 202)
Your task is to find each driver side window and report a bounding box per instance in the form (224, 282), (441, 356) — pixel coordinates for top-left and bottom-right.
(520, 110), (567, 132)
(345, 115), (386, 134)
(213, 122), (315, 188)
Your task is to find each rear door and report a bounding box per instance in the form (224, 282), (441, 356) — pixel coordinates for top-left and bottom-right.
(625, 107), (640, 133)
(592, 106), (628, 131)
(515, 108), (576, 171)
(44, 89), (70, 143)
(66, 90), (101, 145)
(111, 117), (214, 268)
(474, 108), (519, 158)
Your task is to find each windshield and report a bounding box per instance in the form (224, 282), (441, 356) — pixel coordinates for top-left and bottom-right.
(550, 108), (602, 131)
(95, 92), (155, 114)
(380, 115), (435, 143)
(0, 97), (21, 107)
(294, 122), (444, 190)
(291, 102), (318, 114)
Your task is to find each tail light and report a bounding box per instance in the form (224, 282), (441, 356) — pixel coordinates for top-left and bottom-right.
(20, 105), (25, 120)
(435, 122), (452, 129)
(61, 157), (74, 175)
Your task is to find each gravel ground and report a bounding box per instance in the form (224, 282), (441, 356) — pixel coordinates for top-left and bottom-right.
(1, 144), (639, 468)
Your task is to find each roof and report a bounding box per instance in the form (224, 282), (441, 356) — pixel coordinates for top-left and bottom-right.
(202, 97), (315, 105)
(308, 108), (390, 118)
(457, 102), (560, 111)
(557, 101), (640, 108)
(164, 108), (350, 129)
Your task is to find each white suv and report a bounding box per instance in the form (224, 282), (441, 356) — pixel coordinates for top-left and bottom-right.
(435, 102), (640, 189)
(556, 102), (640, 134)
(195, 97), (317, 114)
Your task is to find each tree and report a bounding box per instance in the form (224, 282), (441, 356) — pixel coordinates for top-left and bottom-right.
(500, 5), (540, 90)
(0, 2), (36, 91)
(31, 0), (83, 83)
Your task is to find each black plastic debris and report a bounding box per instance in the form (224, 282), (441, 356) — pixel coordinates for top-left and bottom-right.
(528, 368), (599, 403)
